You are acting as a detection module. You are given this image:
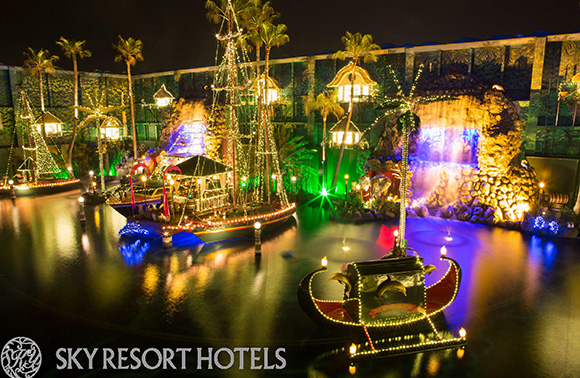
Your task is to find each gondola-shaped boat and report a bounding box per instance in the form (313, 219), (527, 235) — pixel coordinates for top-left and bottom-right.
(298, 250), (466, 359)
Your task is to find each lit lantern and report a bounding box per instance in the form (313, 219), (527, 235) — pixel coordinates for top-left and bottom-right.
(250, 74), (281, 104)
(153, 84), (174, 107)
(100, 119), (122, 140)
(330, 116), (361, 147)
(34, 111), (63, 135)
(327, 62), (378, 103)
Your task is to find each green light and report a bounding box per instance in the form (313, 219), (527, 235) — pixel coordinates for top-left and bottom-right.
(242, 183), (246, 187)
(321, 187), (328, 196)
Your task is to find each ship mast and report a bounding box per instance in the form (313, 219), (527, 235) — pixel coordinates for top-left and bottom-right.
(211, 0), (247, 208)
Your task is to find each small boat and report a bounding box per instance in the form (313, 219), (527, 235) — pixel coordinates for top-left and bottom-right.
(0, 178), (80, 197)
(297, 251), (466, 358)
(2, 89), (80, 198)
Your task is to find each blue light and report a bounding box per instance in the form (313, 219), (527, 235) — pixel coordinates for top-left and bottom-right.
(413, 128), (480, 164)
(533, 216), (546, 231)
(119, 240), (150, 266)
(547, 220), (559, 234)
(118, 222), (155, 237)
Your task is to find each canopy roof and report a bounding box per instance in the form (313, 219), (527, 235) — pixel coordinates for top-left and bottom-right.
(327, 62), (378, 88)
(175, 155), (231, 178)
(329, 116), (361, 133)
(34, 111), (63, 125)
(153, 84), (174, 99)
(249, 74), (281, 91)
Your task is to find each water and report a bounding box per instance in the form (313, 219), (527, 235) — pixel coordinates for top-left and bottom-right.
(1, 190), (580, 377)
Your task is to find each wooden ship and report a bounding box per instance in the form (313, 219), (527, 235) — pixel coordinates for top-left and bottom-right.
(108, 0), (295, 243)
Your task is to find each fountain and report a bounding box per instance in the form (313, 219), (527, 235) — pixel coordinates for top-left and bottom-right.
(375, 70), (540, 224)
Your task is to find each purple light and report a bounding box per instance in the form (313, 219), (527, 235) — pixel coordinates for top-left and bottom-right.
(166, 120), (207, 156)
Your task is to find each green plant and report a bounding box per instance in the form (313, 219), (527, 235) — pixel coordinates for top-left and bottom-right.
(113, 35), (143, 158)
(330, 31), (379, 188)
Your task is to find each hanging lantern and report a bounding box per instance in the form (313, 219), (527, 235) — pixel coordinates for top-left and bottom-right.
(34, 111), (63, 135)
(327, 62), (378, 103)
(250, 74), (281, 104)
(329, 116), (361, 147)
(153, 84), (175, 107)
(100, 119), (121, 140)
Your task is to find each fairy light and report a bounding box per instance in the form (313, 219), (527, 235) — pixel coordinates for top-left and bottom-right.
(302, 256), (462, 330)
(349, 343), (357, 355)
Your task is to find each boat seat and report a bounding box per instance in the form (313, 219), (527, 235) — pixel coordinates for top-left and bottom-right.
(315, 298), (359, 322)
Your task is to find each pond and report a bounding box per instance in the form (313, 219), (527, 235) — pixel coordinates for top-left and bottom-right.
(0, 190), (579, 377)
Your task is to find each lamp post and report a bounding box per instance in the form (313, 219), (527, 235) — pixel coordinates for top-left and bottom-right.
(271, 174), (277, 194)
(88, 170), (94, 194)
(254, 222), (262, 254)
(539, 182), (545, 208)
(8, 179), (15, 200)
(78, 196), (86, 223)
(291, 176), (297, 193)
(141, 175), (148, 204)
(344, 174), (349, 200)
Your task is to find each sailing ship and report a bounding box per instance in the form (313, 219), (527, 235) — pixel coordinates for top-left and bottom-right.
(109, 0), (295, 242)
(0, 89), (79, 197)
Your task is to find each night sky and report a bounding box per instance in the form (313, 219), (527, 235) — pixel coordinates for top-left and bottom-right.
(1, 0), (579, 75)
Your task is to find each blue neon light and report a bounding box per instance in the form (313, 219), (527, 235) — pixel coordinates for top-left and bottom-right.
(119, 240), (150, 266)
(118, 222), (155, 237)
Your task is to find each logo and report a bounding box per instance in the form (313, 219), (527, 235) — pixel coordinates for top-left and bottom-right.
(1, 337), (42, 378)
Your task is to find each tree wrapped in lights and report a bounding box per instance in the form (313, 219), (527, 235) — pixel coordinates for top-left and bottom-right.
(331, 32), (379, 189)
(77, 89), (125, 192)
(57, 37), (91, 174)
(113, 35), (143, 159)
(305, 92), (344, 187)
(13, 89), (60, 183)
(377, 65), (455, 249)
(23, 47), (59, 139)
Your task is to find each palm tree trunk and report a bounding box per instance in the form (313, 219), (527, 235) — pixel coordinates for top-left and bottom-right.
(264, 47), (272, 203)
(127, 61), (138, 158)
(399, 122), (409, 248)
(331, 62), (357, 188)
(97, 119), (105, 192)
(39, 72), (47, 139)
(322, 114), (327, 187)
(66, 55), (78, 175)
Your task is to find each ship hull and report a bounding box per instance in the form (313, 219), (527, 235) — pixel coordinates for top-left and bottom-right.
(0, 179), (80, 197)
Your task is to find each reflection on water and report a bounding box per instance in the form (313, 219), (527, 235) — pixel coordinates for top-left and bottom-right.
(1, 192), (580, 377)
(119, 240), (151, 266)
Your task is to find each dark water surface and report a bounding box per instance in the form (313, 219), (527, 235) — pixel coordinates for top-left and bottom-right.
(1, 190), (580, 377)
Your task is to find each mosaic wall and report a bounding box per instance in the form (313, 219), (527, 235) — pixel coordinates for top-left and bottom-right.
(1, 34), (579, 159)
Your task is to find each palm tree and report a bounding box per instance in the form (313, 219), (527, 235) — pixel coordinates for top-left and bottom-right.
(378, 65), (454, 249)
(77, 89), (124, 192)
(260, 22), (289, 200)
(56, 37), (91, 174)
(305, 93), (344, 187)
(330, 32), (379, 189)
(240, 0), (278, 80)
(23, 48), (59, 138)
(113, 35), (143, 159)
